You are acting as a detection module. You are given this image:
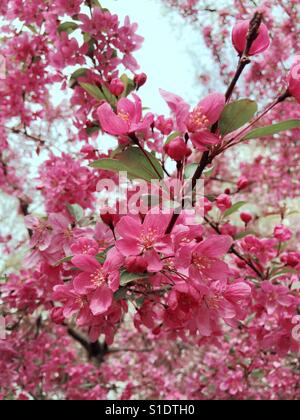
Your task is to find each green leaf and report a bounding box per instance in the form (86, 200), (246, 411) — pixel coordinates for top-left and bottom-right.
(58, 21), (78, 34)
(251, 369), (264, 379)
(114, 287), (127, 301)
(91, 158), (130, 172)
(219, 99), (258, 136)
(184, 163), (198, 179)
(0, 275), (8, 283)
(243, 119), (300, 140)
(223, 201), (246, 218)
(120, 74), (135, 97)
(165, 131), (182, 145)
(70, 68), (89, 88)
(79, 82), (105, 101)
(90, 0), (102, 7)
(120, 271), (148, 286)
(54, 256), (73, 266)
(86, 124), (100, 136)
(203, 165), (215, 178)
(67, 204), (84, 222)
(91, 146), (164, 182)
(95, 246), (113, 264)
(234, 230), (255, 240)
(270, 268), (298, 280)
(101, 85), (117, 107)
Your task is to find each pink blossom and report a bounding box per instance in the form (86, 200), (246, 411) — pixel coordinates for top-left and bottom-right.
(161, 90), (225, 150)
(115, 213), (170, 270)
(220, 369), (245, 396)
(179, 235), (233, 281)
(216, 194), (232, 212)
(155, 115), (174, 135)
(97, 94), (154, 136)
(186, 93), (225, 150)
(274, 224), (292, 242)
(70, 238), (99, 256)
(159, 89), (190, 132)
(71, 255), (119, 316)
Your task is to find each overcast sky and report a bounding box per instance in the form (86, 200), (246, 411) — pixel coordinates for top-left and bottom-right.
(103, 0), (218, 113)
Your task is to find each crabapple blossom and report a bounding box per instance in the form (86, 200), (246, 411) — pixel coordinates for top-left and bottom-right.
(97, 95), (154, 136)
(216, 194), (232, 212)
(274, 225), (293, 242)
(1, 0), (300, 401)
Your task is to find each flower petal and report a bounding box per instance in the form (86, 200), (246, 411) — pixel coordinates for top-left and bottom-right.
(195, 235), (233, 258)
(73, 273), (94, 295)
(97, 103), (128, 135)
(90, 286), (113, 316)
(72, 255), (101, 273)
(198, 93), (225, 124)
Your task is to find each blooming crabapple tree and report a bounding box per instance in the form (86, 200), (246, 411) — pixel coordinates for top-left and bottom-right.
(0, 0), (300, 400)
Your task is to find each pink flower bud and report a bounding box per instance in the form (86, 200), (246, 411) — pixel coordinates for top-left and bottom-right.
(164, 137), (192, 162)
(240, 212), (253, 224)
(274, 224), (292, 242)
(134, 73), (147, 89)
(101, 207), (121, 227)
(204, 197), (213, 214)
(109, 78), (125, 96)
(51, 307), (65, 325)
(217, 194), (232, 212)
(288, 58), (300, 103)
(237, 176), (249, 191)
(232, 20), (270, 56)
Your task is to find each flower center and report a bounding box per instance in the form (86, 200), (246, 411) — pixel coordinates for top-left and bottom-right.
(64, 228), (73, 239)
(139, 228), (157, 251)
(76, 296), (88, 308)
(205, 294), (221, 310)
(90, 269), (106, 288)
(192, 254), (212, 270)
(118, 110), (130, 123)
(186, 107), (210, 133)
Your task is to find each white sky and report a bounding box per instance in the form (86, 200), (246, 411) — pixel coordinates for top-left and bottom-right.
(103, 0), (218, 113)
